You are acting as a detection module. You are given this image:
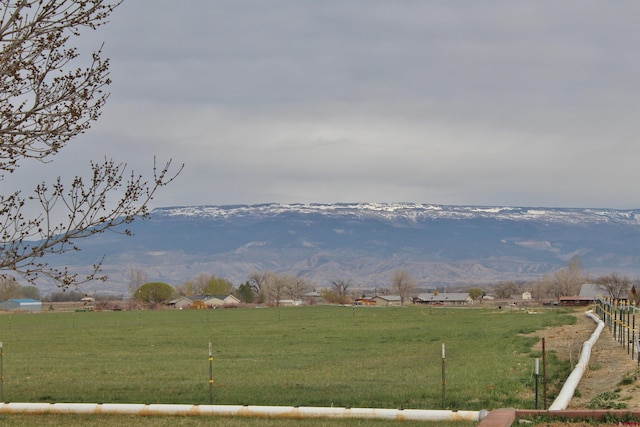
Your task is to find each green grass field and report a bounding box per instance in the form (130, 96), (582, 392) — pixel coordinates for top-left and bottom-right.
(0, 305), (577, 425)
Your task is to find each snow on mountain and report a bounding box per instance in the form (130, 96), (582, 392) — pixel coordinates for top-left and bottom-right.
(152, 203), (640, 228)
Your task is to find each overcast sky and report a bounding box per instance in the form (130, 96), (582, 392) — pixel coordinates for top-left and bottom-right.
(13, 1), (640, 210)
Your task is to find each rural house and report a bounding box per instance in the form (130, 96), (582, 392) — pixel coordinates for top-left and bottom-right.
(167, 296), (193, 309)
(414, 293), (471, 305)
(201, 294), (240, 308)
(372, 295), (402, 306)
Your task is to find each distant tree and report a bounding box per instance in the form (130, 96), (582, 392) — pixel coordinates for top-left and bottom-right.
(177, 274), (233, 296)
(192, 273), (210, 294)
(326, 279), (357, 304)
(331, 279), (352, 299)
(494, 281), (520, 299)
(320, 289), (336, 303)
(236, 282), (255, 303)
(128, 268), (148, 298)
(546, 256), (586, 299)
(269, 274), (288, 306)
(285, 276), (308, 302)
(45, 290), (85, 302)
(594, 273), (631, 300)
(0, 278), (40, 300)
(134, 282), (175, 305)
(204, 275), (233, 295)
(320, 288), (346, 304)
(20, 285), (40, 300)
(175, 280), (195, 296)
(467, 287), (483, 301)
(391, 270), (416, 305)
(247, 271), (271, 303)
(531, 279), (547, 302)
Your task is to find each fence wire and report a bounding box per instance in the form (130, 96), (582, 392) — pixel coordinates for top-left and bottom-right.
(594, 297), (640, 363)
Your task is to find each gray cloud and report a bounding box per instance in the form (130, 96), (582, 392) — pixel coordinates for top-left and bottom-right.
(12, 0), (640, 210)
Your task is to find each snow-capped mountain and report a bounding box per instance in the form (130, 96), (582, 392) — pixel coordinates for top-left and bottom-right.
(156, 202), (640, 225)
(50, 203), (640, 294)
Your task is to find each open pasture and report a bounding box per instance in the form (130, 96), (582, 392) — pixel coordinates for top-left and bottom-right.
(0, 305), (575, 415)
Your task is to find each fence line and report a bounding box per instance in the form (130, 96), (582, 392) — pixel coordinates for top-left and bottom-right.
(594, 297), (639, 363)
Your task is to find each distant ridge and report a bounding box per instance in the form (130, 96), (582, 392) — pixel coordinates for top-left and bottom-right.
(45, 203), (640, 295)
(154, 202), (640, 224)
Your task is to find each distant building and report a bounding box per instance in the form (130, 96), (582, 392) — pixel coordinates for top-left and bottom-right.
(414, 293), (472, 305)
(304, 291), (322, 305)
(372, 295), (402, 307)
(182, 294), (241, 309)
(629, 286), (640, 306)
(0, 298), (41, 312)
(554, 284), (607, 306)
(578, 283), (608, 300)
(522, 292), (532, 300)
(167, 296), (193, 309)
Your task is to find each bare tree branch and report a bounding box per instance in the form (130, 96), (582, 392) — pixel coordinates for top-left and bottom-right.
(0, 1), (182, 287)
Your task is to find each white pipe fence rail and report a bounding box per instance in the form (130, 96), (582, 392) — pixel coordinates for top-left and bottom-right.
(0, 402), (485, 422)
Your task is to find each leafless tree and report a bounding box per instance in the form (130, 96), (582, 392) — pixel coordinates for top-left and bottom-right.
(331, 279), (352, 298)
(268, 273), (288, 307)
(546, 256), (586, 300)
(127, 267), (148, 298)
(175, 273), (206, 296)
(286, 275), (308, 302)
(595, 273), (631, 300)
(391, 270), (416, 305)
(493, 281), (520, 299)
(0, 1), (181, 288)
(193, 273), (210, 294)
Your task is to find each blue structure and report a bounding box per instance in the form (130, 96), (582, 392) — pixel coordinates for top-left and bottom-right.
(0, 298), (42, 312)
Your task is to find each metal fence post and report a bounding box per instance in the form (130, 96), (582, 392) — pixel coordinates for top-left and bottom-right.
(441, 343), (446, 409)
(0, 342), (3, 402)
(208, 342), (214, 405)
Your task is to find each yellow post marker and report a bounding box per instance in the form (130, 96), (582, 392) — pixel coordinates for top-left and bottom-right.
(208, 342), (214, 405)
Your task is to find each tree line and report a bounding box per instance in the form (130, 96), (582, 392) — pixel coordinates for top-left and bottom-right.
(486, 255), (636, 302)
(127, 268), (418, 308)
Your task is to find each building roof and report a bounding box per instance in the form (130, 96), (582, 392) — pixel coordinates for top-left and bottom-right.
(416, 293), (470, 302)
(168, 296), (193, 304)
(373, 295), (401, 301)
(578, 283), (608, 299)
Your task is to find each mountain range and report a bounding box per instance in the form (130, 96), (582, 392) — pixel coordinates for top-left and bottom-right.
(46, 203), (640, 295)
